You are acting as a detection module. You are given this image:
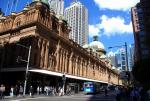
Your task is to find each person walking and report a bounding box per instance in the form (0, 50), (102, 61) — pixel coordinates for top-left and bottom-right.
(115, 87), (121, 101)
(104, 87), (108, 96)
(0, 84), (5, 99)
(130, 88), (140, 101)
(19, 85), (23, 96)
(10, 86), (14, 97)
(37, 86), (40, 95)
(29, 86), (34, 97)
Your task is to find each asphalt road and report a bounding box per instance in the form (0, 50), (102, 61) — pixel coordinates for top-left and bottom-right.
(4, 92), (116, 101)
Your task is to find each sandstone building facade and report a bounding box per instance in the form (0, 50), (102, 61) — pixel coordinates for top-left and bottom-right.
(0, 1), (121, 93)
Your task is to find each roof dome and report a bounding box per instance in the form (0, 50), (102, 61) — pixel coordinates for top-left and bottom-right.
(100, 54), (107, 59)
(32, 0), (49, 5)
(82, 44), (89, 49)
(107, 51), (115, 57)
(89, 41), (105, 50)
(89, 36), (105, 50)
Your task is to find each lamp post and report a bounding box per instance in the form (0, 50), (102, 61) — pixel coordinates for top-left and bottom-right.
(108, 42), (129, 85)
(108, 42), (129, 71)
(16, 44), (31, 96)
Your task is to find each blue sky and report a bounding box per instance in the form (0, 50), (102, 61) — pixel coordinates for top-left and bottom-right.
(0, 0), (140, 53)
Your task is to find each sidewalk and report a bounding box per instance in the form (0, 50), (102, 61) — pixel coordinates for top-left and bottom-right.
(2, 92), (85, 100)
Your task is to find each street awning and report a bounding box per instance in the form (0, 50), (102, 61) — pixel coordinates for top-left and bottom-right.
(28, 69), (108, 84)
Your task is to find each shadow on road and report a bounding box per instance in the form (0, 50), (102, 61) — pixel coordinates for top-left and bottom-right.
(87, 92), (116, 101)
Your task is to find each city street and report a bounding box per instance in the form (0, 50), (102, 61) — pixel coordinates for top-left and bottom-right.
(3, 92), (116, 101)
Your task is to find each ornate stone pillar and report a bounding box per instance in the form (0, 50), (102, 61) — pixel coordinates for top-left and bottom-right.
(55, 41), (60, 72)
(44, 41), (49, 69)
(73, 57), (75, 75)
(62, 49), (66, 73)
(75, 56), (78, 76)
(68, 53), (73, 74)
(65, 51), (68, 73)
(80, 58), (83, 76)
(66, 52), (70, 73)
(59, 49), (63, 72)
(40, 39), (45, 68)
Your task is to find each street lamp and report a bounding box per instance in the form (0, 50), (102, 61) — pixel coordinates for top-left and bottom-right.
(108, 42), (130, 86)
(108, 42), (129, 71)
(16, 43), (31, 96)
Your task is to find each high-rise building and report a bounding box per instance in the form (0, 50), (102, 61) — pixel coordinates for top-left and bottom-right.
(129, 44), (134, 71)
(64, 1), (88, 46)
(107, 51), (118, 68)
(115, 48), (126, 71)
(131, 1), (150, 86)
(48, 0), (64, 16)
(131, 3), (150, 62)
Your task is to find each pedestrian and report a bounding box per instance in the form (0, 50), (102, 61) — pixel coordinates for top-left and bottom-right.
(10, 86), (14, 97)
(130, 87), (140, 101)
(37, 86), (40, 95)
(104, 87), (108, 96)
(13, 85), (18, 97)
(0, 84), (5, 99)
(39, 87), (42, 95)
(115, 87), (121, 101)
(29, 86), (34, 97)
(19, 85), (23, 96)
(147, 89), (150, 101)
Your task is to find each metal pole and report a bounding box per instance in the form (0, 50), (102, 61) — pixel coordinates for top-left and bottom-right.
(23, 45), (31, 96)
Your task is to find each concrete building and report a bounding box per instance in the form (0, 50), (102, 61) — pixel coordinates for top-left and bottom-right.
(107, 51), (118, 68)
(64, 1), (88, 46)
(114, 48), (126, 71)
(48, 0), (64, 16)
(0, 0), (121, 95)
(131, 3), (149, 62)
(131, 1), (150, 88)
(129, 44), (134, 71)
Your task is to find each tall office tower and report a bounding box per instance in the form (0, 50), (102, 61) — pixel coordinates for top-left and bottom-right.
(131, 3), (150, 62)
(131, 1), (150, 85)
(48, 0), (64, 16)
(129, 44), (134, 71)
(107, 51), (118, 68)
(115, 48), (127, 71)
(64, 1), (88, 46)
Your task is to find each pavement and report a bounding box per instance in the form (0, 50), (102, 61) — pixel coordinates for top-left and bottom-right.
(1, 91), (116, 101)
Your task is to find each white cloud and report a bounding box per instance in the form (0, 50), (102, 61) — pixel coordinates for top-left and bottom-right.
(99, 15), (133, 36)
(89, 15), (133, 37)
(89, 25), (100, 37)
(94, 0), (140, 11)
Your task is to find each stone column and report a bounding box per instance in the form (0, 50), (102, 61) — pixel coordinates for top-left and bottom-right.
(72, 57), (75, 75)
(60, 49), (64, 72)
(75, 56), (78, 76)
(64, 51), (68, 73)
(59, 49), (63, 72)
(68, 53), (73, 74)
(54, 41), (60, 72)
(65, 52), (69, 73)
(40, 39), (45, 68)
(80, 58), (83, 76)
(62, 49), (65, 73)
(44, 41), (49, 69)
